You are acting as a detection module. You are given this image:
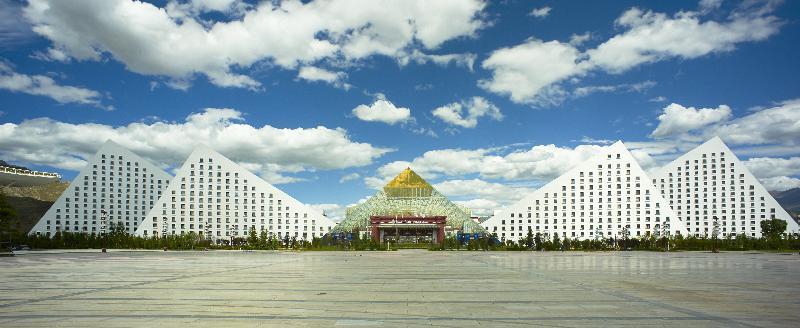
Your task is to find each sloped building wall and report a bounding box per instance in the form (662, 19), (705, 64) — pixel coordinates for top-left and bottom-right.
(651, 137), (800, 238)
(134, 147), (335, 242)
(482, 141), (686, 242)
(29, 141), (172, 236)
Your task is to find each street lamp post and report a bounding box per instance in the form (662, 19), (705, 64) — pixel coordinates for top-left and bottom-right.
(712, 216), (720, 253)
(100, 209), (107, 253)
(205, 223), (212, 248)
(620, 226), (628, 250)
(621, 226), (630, 250)
(652, 225), (660, 250)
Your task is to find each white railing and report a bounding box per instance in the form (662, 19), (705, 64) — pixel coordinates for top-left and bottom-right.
(0, 165), (61, 179)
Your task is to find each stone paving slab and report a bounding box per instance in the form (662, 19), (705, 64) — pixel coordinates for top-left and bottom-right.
(0, 250), (798, 327)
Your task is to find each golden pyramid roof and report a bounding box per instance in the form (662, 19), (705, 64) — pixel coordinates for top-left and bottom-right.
(383, 168), (433, 197)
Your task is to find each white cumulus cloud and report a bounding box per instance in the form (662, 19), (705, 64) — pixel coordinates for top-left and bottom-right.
(479, 2), (782, 105)
(0, 61), (106, 108)
(297, 66), (351, 90)
(339, 172), (360, 183)
(479, 39), (588, 105)
(528, 6), (551, 18)
(25, 0), (487, 90)
(434, 179), (534, 204)
(397, 50), (477, 71)
(743, 156), (800, 193)
(432, 96), (502, 128)
(455, 198), (501, 217)
(651, 103), (732, 138)
(166, 0), (249, 18)
(573, 80), (656, 98)
(351, 94), (412, 125)
(758, 176), (800, 192)
(699, 0), (723, 13)
(587, 5), (781, 73)
(0, 108), (391, 184)
(308, 203), (345, 222)
(648, 99), (800, 146)
(746, 157), (800, 178)
(708, 99), (800, 146)
(369, 143), (610, 185)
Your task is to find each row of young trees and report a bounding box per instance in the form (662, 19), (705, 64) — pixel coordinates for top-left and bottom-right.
(13, 229), (800, 252)
(0, 193), (20, 249)
(489, 231), (800, 252)
(481, 219), (800, 252)
(3, 192), (798, 253)
(12, 225), (321, 251)
(7, 227), (800, 252)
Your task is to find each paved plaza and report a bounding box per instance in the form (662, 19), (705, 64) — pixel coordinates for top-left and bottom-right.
(0, 250), (799, 327)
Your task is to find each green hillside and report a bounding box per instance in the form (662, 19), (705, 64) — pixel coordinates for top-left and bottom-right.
(0, 181), (69, 234)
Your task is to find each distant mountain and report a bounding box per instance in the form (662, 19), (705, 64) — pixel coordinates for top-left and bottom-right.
(1, 181), (69, 234)
(771, 188), (800, 216)
(0, 160), (30, 171)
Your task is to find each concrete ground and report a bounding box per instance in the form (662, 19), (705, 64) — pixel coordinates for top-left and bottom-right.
(0, 250), (798, 327)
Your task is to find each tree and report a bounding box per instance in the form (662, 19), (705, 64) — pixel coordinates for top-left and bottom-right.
(525, 226), (534, 250)
(490, 233), (499, 248)
(516, 238), (525, 250)
(247, 226), (258, 247)
(562, 237), (572, 250)
(258, 229), (269, 249)
(552, 233), (562, 251)
(620, 226), (630, 250)
(534, 232), (543, 251)
(761, 219), (787, 238)
(0, 193), (19, 246)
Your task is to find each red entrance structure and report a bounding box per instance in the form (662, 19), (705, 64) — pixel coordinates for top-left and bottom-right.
(370, 216), (446, 244)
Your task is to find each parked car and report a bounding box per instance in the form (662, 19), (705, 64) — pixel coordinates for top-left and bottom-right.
(12, 245), (32, 251)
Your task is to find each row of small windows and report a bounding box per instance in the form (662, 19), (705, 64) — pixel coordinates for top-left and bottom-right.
(159, 209), (305, 218)
(155, 217), (317, 224)
(654, 151), (779, 237)
(41, 153), (170, 233)
(39, 157), (336, 237)
(501, 217), (665, 225)
(535, 193), (652, 204)
(155, 221), (326, 230)
(145, 229), (327, 240)
(150, 160), (328, 237)
(504, 157), (665, 230)
(495, 226), (654, 240)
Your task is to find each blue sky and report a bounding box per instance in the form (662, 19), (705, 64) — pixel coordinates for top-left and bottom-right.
(1, 0), (800, 220)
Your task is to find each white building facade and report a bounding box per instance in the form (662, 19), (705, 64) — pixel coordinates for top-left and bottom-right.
(651, 137), (800, 238)
(482, 141), (687, 242)
(31, 137), (797, 241)
(29, 141), (172, 236)
(134, 147), (335, 242)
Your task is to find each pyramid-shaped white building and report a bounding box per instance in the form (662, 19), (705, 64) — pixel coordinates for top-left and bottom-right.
(482, 141), (686, 241)
(134, 147), (335, 242)
(650, 137), (800, 237)
(29, 141), (173, 236)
